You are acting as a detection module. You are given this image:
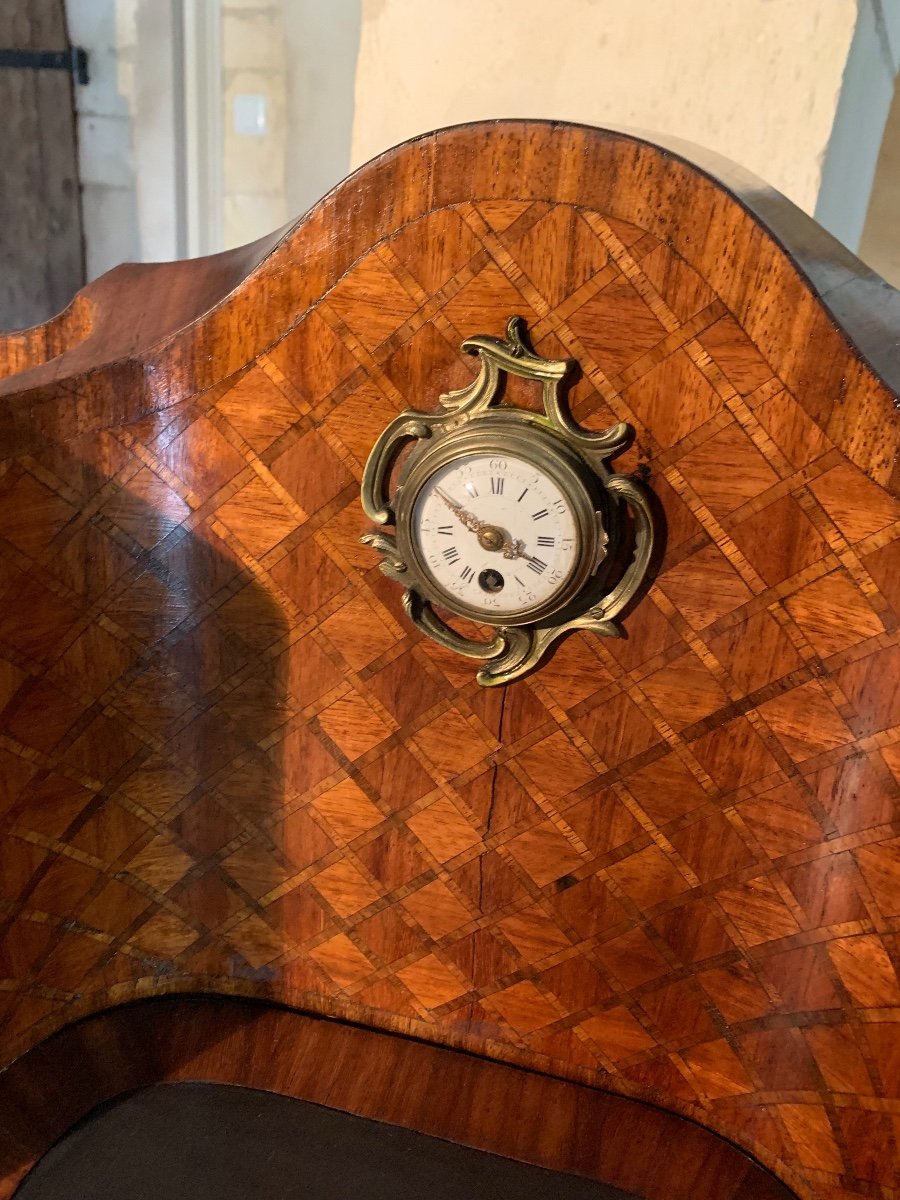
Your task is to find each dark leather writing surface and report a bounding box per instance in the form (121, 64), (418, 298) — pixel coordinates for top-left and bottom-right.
(16, 1082), (635, 1200)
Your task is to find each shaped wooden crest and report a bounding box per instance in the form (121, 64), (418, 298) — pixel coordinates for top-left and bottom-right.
(0, 122), (897, 1200)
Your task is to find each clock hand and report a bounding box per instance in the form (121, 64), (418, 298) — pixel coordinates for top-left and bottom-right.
(435, 487), (463, 510)
(501, 538), (540, 564)
(435, 487), (517, 555)
(435, 487), (486, 535)
(433, 490), (548, 565)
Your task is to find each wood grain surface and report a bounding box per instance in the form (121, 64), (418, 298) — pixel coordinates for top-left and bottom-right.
(0, 121), (898, 1200)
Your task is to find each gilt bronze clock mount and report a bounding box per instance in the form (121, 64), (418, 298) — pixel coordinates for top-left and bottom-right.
(361, 317), (655, 686)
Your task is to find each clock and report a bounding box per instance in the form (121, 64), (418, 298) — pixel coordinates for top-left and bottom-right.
(400, 420), (605, 625)
(361, 317), (656, 686)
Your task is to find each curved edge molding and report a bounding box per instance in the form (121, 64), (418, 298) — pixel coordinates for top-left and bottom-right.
(0, 996), (798, 1200)
(0, 121), (896, 484)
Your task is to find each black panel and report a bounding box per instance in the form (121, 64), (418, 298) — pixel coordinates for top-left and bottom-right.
(15, 1081), (639, 1199)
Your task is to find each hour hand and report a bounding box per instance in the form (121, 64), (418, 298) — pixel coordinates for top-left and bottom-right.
(502, 538), (538, 564)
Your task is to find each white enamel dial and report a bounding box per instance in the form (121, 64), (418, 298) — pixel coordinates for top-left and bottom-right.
(411, 452), (581, 619)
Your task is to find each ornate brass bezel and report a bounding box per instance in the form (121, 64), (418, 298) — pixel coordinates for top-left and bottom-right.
(360, 317), (655, 686)
(396, 417), (606, 626)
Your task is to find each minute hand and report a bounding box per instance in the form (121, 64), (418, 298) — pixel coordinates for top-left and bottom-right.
(435, 487), (486, 534)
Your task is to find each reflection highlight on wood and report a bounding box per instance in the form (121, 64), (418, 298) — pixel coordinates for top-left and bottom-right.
(0, 121), (898, 1200)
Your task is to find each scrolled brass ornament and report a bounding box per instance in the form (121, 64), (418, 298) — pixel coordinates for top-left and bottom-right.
(360, 317), (656, 686)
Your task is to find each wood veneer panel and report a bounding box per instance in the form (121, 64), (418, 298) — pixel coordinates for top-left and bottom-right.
(0, 122), (897, 1200)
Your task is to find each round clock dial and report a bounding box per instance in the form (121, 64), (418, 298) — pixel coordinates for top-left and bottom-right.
(411, 452), (581, 619)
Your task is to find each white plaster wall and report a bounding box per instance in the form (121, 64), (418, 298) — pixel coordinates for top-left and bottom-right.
(66, 0), (140, 279)
(222, 0), (288, 250)
(199, 0), (362, 251)
(132, 0), (184, 262)
(283, 0), (362, 222)
(860, 74), (900, 286)
(816, 0), (900, 251)
(70, 0), (362, 269)
(350, 0), (860, 217)
(68, 0), (185, 275)
(69, 0), (897, 283)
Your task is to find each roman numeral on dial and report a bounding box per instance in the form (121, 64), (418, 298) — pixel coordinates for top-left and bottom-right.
(443, 546), (460, 563)
(528, 558), (548, 575)
(490, 477), (504, 495)
(531, 508), (549, 521)
(536, 535), (555, 547)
